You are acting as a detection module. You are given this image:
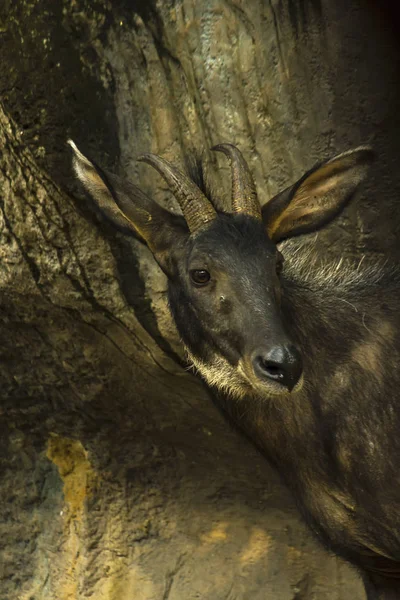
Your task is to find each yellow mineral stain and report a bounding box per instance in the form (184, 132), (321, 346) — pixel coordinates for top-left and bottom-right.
(240, 527), (271, 564)
(47, 434), (97, 519)
(46, 435), (98, 600)
(287, 545), (303, 563)
(200, 522), (228, 544)
(101, 564), (158, 600)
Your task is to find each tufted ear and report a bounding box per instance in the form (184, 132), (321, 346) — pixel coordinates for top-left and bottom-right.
(68, 140), (188, 274)
(262, 147), (375, 243)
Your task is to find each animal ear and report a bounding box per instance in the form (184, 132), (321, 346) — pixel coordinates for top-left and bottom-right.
(262, 147), (375, 243)
(68, 140), (188, 273)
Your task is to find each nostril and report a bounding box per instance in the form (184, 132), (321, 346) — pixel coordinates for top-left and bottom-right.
(255, 356), (285, 380)
(252, 344), (303, 391)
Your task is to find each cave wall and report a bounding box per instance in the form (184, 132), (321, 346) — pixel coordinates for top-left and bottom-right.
(1, 1), (399, 598)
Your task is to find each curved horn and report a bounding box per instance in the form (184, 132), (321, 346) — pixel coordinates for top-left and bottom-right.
(212, 143), (261, 220)
(138, 154), (217, 233)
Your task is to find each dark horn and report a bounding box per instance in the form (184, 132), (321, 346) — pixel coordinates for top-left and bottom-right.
(212, 143), (261, 220)
(138, 154), (217, 233)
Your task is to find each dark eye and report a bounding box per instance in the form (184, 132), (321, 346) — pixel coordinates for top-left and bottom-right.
(276, 251), (284, 276)
(190, 269), (211, 286)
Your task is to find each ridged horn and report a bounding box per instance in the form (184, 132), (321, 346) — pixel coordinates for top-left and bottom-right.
(212, 143), (261, 220)
(138, 154), (217, 233)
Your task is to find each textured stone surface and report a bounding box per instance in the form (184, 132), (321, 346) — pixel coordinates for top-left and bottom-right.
(1, 1), (400, 598)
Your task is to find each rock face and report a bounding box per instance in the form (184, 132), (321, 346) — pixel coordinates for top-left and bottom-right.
(0, 1), (399, 598)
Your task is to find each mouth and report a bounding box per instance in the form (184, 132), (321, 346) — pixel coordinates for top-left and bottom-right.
(184, 346), (304, 400)
(239, 362), (304, 397)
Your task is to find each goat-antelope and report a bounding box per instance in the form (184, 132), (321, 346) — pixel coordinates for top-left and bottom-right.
(70, 139), (400, 600)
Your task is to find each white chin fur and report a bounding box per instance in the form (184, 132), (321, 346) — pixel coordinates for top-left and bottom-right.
(184, 347), (300, 399)
(184, 348), (251, 400)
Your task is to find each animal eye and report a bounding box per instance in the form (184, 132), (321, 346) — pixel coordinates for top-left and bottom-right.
(190, 269), (211, 286)
(276, 252), (284, 275)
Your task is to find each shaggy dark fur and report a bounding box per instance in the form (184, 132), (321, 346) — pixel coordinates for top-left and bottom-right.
(70, 141), (400, 599)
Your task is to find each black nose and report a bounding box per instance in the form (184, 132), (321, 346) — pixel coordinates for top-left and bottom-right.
(252, 344), (303, 391)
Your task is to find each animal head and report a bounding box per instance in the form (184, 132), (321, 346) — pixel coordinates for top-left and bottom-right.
(69, 140), (373, 399)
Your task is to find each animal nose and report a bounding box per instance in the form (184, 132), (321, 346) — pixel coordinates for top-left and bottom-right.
(252, 344), (303, 392)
